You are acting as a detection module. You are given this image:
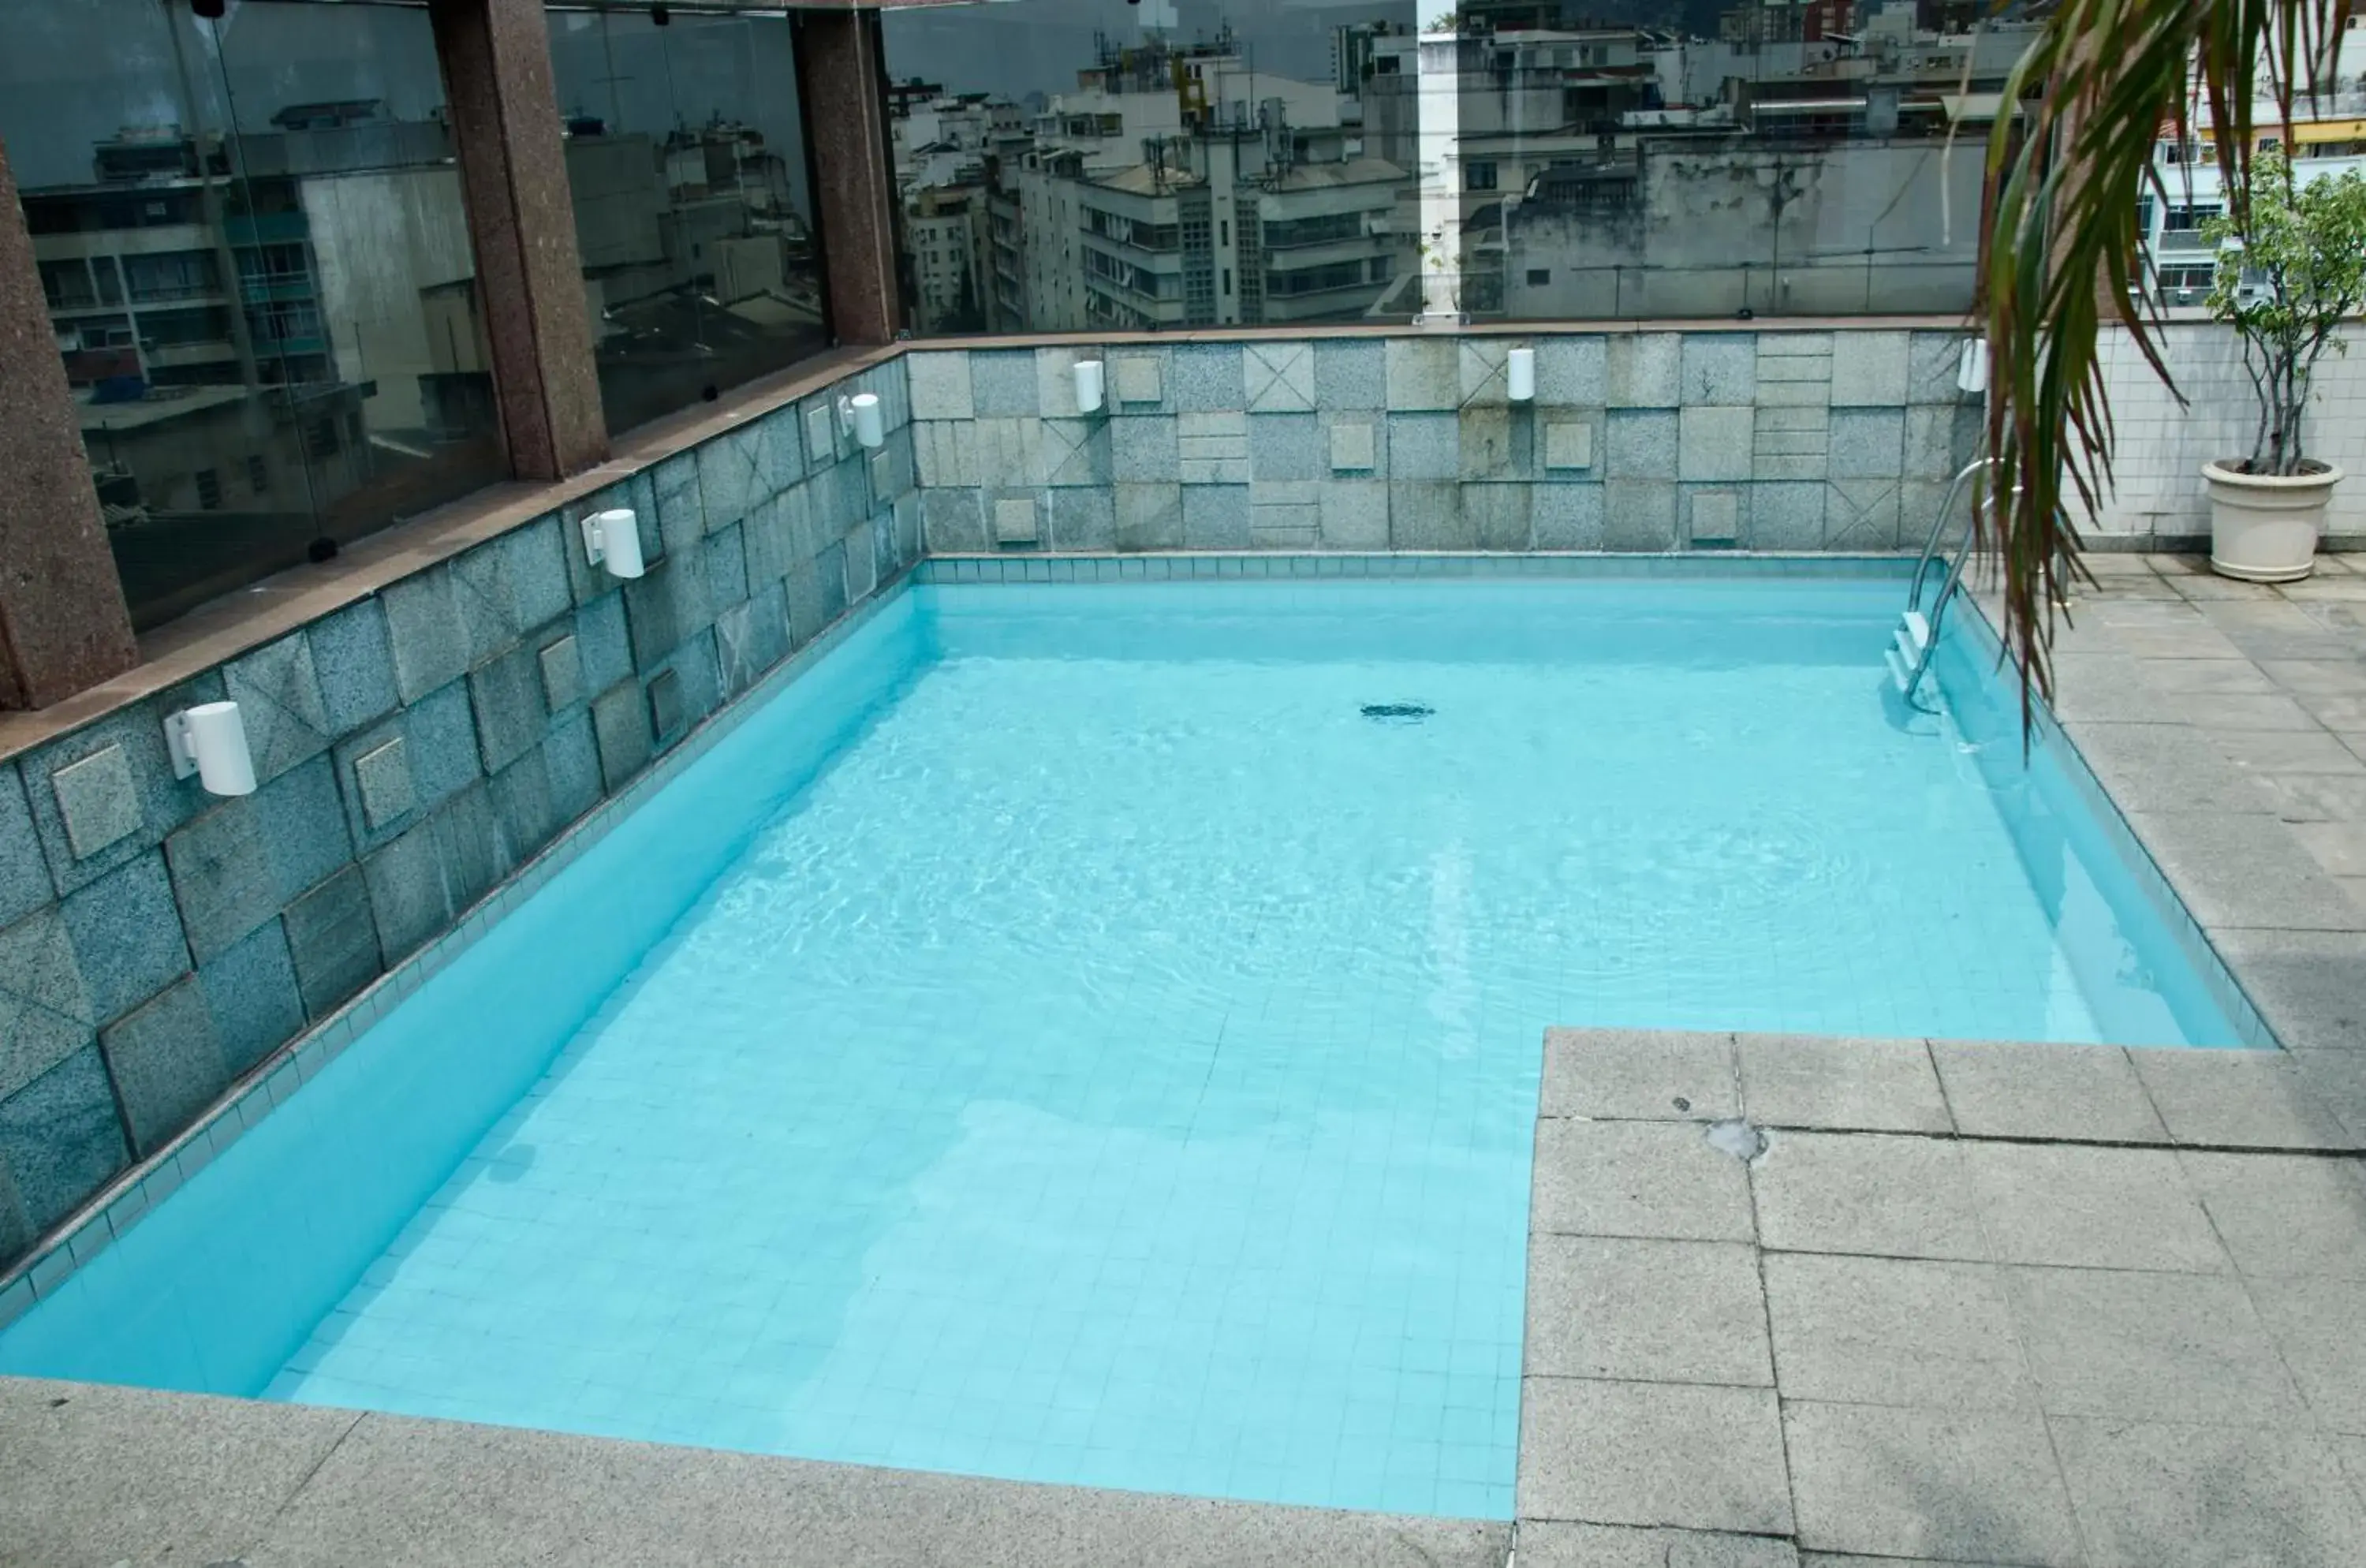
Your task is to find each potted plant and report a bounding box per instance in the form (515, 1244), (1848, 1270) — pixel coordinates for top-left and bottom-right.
(2196, 147), (2366, 581)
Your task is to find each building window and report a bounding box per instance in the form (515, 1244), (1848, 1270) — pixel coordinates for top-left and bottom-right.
(1465, 162), (1498, 192)
(1527, 268), (1551, 286)
(5, 0), (505, 631)
(305, 419), (340, 460)
(549, 7), (827, 436)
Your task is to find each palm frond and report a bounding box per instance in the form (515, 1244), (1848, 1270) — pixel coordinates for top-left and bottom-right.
(1978, 0), (2349, 734)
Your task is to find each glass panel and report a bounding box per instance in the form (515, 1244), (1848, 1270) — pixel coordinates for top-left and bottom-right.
(883, 0), (2037, 331)
(546, 6), (827, 438)
(2, 0), (506, 630)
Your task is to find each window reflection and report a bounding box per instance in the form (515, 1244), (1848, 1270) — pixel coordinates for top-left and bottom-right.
(883, 0), (2036, 332)
(546, 6), (827, 437)
(4, 0), (505, 629)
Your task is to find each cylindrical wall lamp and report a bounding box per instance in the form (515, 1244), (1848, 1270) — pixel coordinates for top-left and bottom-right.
(165, 701), (257, 797)
(1957, 338), (1991, 394)
(849, 392), (885, 450)
(581, 508), (646, 580)
(1507, 346), (1536, 402)
(1074, 358), (1106, 415)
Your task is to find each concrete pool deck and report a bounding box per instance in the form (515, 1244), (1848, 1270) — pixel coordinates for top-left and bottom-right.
(7, 552), (2366, 1564)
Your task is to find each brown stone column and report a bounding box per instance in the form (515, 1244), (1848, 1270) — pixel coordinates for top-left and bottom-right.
(429, 0), (607, 480)
(0, 138), (138, 710)
(796, 8), (904, 346)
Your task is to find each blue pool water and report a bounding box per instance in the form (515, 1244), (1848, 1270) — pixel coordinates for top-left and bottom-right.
(0, 575), (2246, 1521)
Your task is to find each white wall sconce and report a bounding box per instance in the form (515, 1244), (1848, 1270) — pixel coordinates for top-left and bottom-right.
(848, 392), (885, 450)
(580, 507), (646, 580)
(1074, 357), (1106, 414)
(1507, 346), (1536, 402)
(166, 701), (257, 797)
(1957, 338), (1991, 395)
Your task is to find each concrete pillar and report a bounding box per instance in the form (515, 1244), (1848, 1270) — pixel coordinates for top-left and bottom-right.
(0, 137), (139, 709)
(429, 0), (607, 480)
(795, 9), (904, 346)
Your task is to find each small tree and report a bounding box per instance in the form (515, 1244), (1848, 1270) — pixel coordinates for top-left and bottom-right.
(2200, 148), (2366, 476)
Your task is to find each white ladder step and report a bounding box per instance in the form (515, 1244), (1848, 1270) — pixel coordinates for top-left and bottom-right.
(1884, 645), (1913, 693)
(1891, 623), (1921, 669)
(1901, 609), (1932, 652)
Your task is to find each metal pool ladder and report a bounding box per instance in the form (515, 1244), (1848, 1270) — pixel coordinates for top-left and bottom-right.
(1886, 457), (1999, 707)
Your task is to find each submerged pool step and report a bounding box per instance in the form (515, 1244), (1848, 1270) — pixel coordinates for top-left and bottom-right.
(1886, 608), (1933, 693)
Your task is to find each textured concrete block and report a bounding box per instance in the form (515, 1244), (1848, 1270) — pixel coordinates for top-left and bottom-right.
(1677, 407), (1752, 483)
(1245, 342), (1314, 412)
(1248, 481), (1319, 546)
(1540, 1029), (1735, 1121)
(1903, 405), (1970, 480)
(1607, 334), (1681, 407)
(360, 821), (442, 965)
(282, 864), (380, 1019)
(198, 917), (303, 1073)
(698, 428), (761, 535)
(1737, 1034), (1947, 1132)
(427, 782), (508, 915)
(905, 351), (972, 420)
(1752, 404), (1830, 481)
(305, 597), (400, 737)
(1828, 330), (1910, 406)
(1931, 1040), (2165, 1142)
(589, 681), (652, 793)
(1032, 345), (1102, 418)
(703, 523), (749, 612)
(715, 587), (789, 698)
(0, 1045), (127, 1230)
(488, 746), (558, 865)
(352, 738), (414, 831)
(972, 418), (1043, 488)
(1459, 405), (1524, 480)
(1685, 488), (1741, 546)
(1603, 481), (1678, 550)
(1114, 483), (1183, 551)
(1750, 481), (1825, 549)
(1536, 484), (1606, 550)
(1607, 409), (1679, 480)
(759, 400), (806, 487)
(1537, 337), (1607, 405)
(2247, 1275), (2366, 1432)
(2008, 1264), (2304, 1422)
(222, 634), (333, 784)
(1526, 1236), (1771, 1384)
(912, 421), (976, 487)
(1532, 1118), (1756, 1241)
(1112, 351), (1164, 405)
(922, 488), (986, 553)
(1319, 480), (1389, 547)
(162, 796), (274, 965)
(992, 497), (1039, 546)
(99, 976), (226, 1155)
(1823, 479), (1901, 549)
(51, 746), (140, 862)
(1907, 330), (1972, 405)
(787, 545), (848, 646)
(1765, 1254), (2032, 1411)
(1543, 421), (1594, 471)
(2132, 1048), (2357, 1152)
(1042, 420), (1110, 487)
(1389, 481), (1471, 549)
(651, 450), (705, 554)
(60, 853), (188, 1026)
(1518, 1379), (1792, 1533)
(801, 404), (840, 473)
(1389, 413), (1458, 480)
(1968, 1144), (2227, 1271)
(1828, 409), (1905, 479)
(1048, 489), (1116, 551)
(379, 569), (470, 704)
(544, 711), (601, 825)
(1111, 415), (1179, 482)
(1458, 339), (1509, 406)
(1177, 410), (1249, 483)
(0, 768), (47, 934)
(1465, 483), (1532, 550)
(1313, 341), (1385, 409)
(0, 909), (96, 1101)
(1248, 413), (1321, 481)
(1681, 334), (1756, 405)
(1752, 1132), (1985, 1259)
(1181, 485), (1250, 548)
(1328, 420), (1377, 472)
(2051, 1416), (2366, 1567)
(969, 349), (1039, 416)
(1515, 1524), (1796, 1568)
(1784, 1402), (2080, 1566)
(647, 669), (686, 746)
(536, 634), (583, 714)
(2179, 1150), (2366, 1277)
(501, 515), (574, 633)
(572, 594), (632, 700)
(621, 551), (710, 670)
(1169, 344), (1244, 411)
(24, 680), (219, 898)
(1385, 338), (1459, 411)
(468, 644), (549, 777)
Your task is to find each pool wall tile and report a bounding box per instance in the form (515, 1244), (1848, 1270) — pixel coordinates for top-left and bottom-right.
(0, 333), (1986, 1295)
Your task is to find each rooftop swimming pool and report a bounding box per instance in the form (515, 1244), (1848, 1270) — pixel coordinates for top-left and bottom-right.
(0, 570), (2253, 1521)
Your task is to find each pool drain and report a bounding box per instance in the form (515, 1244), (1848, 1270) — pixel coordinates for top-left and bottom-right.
(1361, 702), (1433, 722)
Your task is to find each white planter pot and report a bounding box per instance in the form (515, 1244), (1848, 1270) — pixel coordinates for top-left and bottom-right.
(2204, 460), (2342, 581)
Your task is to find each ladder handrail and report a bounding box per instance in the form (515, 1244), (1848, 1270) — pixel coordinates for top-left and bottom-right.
(1908, 457), (1999, 614)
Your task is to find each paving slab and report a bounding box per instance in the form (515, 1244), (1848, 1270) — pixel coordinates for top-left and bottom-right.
(1960, 1142), (2229, 1272)
(2246, 1275), (2366, 1433)
(1781, 1401), (2081, 1566)
(2004, 1264), (2306, 1426)
(1734, 1034), (1950, 1133)
(2207, 928), (2366, 1053)
(1760, 1254), (2032, 1413)
(1517, 1521), (1799, 1567)
(2128, 1048), (2361, 1150)
(2177, 1150), (2366, 1278)
(2050, 1415), (2366, 1568)
(1524, 1236), (1771, 1387)
(1532, 1118), (1757, 1242)
(1542, 1028), (1737, 1122)
(1928, 1040), (2167, 1143)
(1748, 1132), (1987, 1260)
(1516, 1378), (1793, 1535)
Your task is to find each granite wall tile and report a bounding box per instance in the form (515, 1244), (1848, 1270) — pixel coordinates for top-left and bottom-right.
(281, 864), (380, 1020)
(22, 675), (219, 898)
(59, 852), (188, 1025)
(0, 767), (50, 932)
(1115, 483), (1184, 551)
(197, 919), (304, 1075)
(97, 978), (224, 1156)
(0, 907), (95, 1103)
(0, 1046), (128, 1230)
(305, 597), (401, 737)
(1315, 341), (1386, 409)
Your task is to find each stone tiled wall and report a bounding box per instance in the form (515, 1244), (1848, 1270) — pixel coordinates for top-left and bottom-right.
(908, 330), (1986, 555)
(0, 359), (916, 1270)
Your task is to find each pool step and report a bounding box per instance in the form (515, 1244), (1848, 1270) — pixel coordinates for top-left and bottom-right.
(1884, 644), (1914, 693)
(1901, 609), (1932, 652)
(1886, 609), (1933, 695)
